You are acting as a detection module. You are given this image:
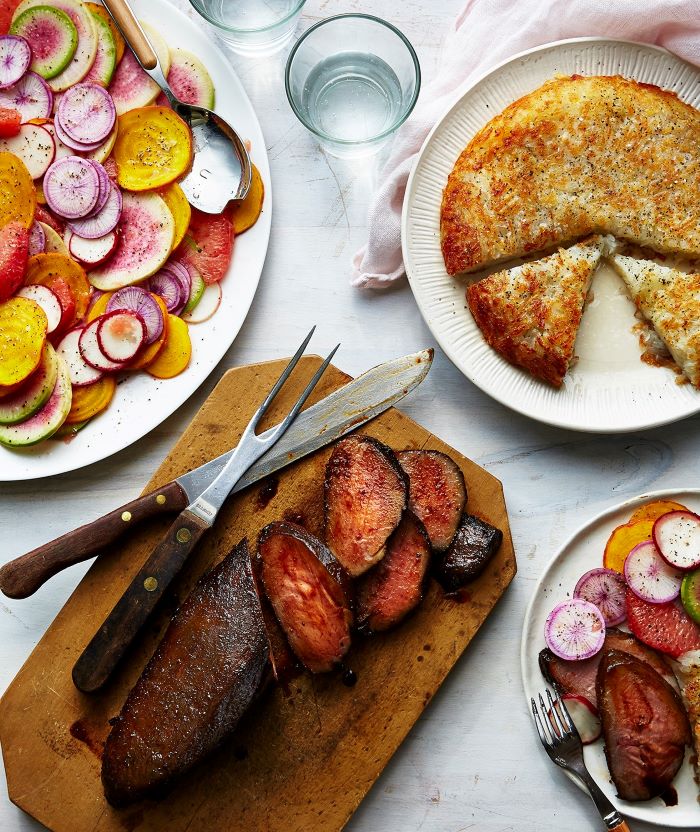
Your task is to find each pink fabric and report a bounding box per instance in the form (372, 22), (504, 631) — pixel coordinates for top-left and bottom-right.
(352, 0), (700, 289)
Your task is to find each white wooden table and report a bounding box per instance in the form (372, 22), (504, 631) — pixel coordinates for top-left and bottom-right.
(2, 1), (699, 830)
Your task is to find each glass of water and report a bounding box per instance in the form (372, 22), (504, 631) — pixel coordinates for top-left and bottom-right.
(189, 0), (307, 56)
(285, 14), (421, 158)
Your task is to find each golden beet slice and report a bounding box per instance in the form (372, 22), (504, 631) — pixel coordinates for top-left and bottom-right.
(356, 511), (431, 633)
(258, 522), (352, 674)
(398, 450), (467, 551)
(324, 435), (407, 577)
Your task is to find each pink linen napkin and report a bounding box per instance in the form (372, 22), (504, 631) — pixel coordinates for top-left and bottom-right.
(352, 0), (700, 289)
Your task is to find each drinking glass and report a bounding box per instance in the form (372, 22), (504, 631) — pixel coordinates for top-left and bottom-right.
(189, 0), (306, 56)
(285, 14), (421, 158)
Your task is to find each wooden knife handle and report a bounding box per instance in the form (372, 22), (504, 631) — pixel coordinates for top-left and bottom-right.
(101, 0), (157, 69)
(609, 823), (630, 831)
(0, 481), (188, 599)
(72, 508), (210, 693)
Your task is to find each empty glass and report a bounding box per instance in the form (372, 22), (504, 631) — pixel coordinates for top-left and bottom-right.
(189, 0), (306, 56)
(285, 14), (421, 158)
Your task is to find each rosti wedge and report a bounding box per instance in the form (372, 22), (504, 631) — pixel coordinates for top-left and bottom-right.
(441, 75), (700, 274)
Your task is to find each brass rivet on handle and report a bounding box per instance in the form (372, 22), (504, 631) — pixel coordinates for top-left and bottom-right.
(121, 511), (132, 522)
(143, 577), (158, 592)
(156, 494), (166, 505)
(176, 527), (192, 544)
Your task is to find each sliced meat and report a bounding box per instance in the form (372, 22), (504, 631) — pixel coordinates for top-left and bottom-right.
(101, 540), (269, 807)
(258, 522), (353, 673)
(597, 649), (690, 801)
(397, 450), (467, 551)
(356, 511), (431, 633)
(539, 628), (677, 710)
(434, 514), (502, 592)
(324, 435), (407, 576)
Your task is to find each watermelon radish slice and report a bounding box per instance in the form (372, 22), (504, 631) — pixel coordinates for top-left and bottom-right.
(44, 155), (100, 218)
(0, 122), (55, 178)
(68, 228), (117, 265)
(12, 0), (98, 93)
(108, 21), (170, 115)
(181, 260), (205, 314)
(78, 316), (122, 371)
(41, 119), (72, 161)
(0, 351), (71, 446)
(0, 341), (57, 425)
(57, 81), (114, 145)
(88, 192), (174, 290)
(544, 598), (606, 661)
(165, 47), (214, 108)
(96, 309), (145, 362)
(9, 6), (75, 79)
(57, 326), (102, 386)
(82, 9), (115, 87)
(0, 70), (52, 120)
(547, 694), (601, 745)
(106, 285), (163, 344)
(626, 587), (700, 658)
(624, 540), (683, 604)
(182, 280), (221, 324)
(27, 219), (45, 255)
(67, 178), (120, 238)
(0, 34), (30, 88)
(573, 568), (626, 626)
(654, 510), (700, 571)
(17, 283), (61, 332)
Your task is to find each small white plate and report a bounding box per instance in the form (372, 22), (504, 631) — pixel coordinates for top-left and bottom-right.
(521, 489), (700, 828)
(0, 0), (271, 481)
(402, 38), (700, 433)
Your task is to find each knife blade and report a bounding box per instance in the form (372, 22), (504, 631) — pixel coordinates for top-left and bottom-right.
(0, 349), (433, 599)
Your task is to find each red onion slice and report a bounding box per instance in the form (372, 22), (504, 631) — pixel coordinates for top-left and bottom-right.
(106, 285), (164, 344)
(57, 82), (116, 145)
(43, 155), (100, 219)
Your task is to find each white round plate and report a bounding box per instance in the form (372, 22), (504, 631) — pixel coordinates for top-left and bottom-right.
(521, 489), (700, 827)
(402, 39), (700, 433)
(0, 0), (271, 481)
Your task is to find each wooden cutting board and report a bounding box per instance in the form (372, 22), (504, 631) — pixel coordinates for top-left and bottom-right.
(0, 358), (516, 832)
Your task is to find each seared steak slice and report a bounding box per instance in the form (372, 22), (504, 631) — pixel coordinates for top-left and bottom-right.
(434, 514), (502, 592)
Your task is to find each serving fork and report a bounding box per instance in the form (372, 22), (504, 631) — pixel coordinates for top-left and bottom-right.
(531, 688), (630, 831)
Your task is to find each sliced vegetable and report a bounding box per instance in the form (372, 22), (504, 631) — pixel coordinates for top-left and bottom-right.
(159, 182), (190, 250)
(128, 293), (167, 370)
(0, 122), (55, 178)
(52, 111), (102, 151)
(12, 0), (98, 92)
(626, 587), (700, 658)
(227, 163), (264, 234)
(548, 694), (601, 745)
(17, 283), (61, 332)
(0, 295), (46, 387)
(46, 273), (74, 332)
(108, 21), (169, 115)
(68, 227), (116, 265)
(0, 1), (22, 39)
(65, 372), (113, 423)
(44, 155), (100, 218)
(9, 6), (75, 79)
(164, 47), (214, 108)
(114, 105), (192, 192)
(181, 260), (205, 315)
(86, 287), (110, 321)
(34, 202), (61, 232)
(573, 567), (627, 626)
(681, 570), (700, 626)
(57, 325), (102, 385)
(67, 178), (121, 239)
(179, 206), (233, 285)
(27, 219), (45, 254)
(0, 70), (52, 120)
(654, 510), (700, 571)
(85, 2), (123, 64)
(0, 105), (20, 136)
(0, 349), (70, 445)
(629, 500), (689, 524)
(88, 192), (174, 290)
(0, 151), (34, 228)
(0, 219), (28, 300)
(148, 269), (182, 313)
(56, 81), (115, 145)
(82, 9), (115, 87)
(544, 598), (606, 661)
(624, 540), (682, 604)
(146, 314), (190, 379)
(0, 340), (56, 424)
(81, 122), (116, 163)
(38, 219), (67, 254)
(603, 518), (654, 574)
(0, 33), (30, 87)
(78, 316), (121, 371)
(106, 285), (163, 344)
(96, 309), (145, 362)
(26, 251), (89, 318)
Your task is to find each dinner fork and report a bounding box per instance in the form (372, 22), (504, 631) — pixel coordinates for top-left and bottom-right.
(72, 327), (339, 693)
(531, 688), (631, 831)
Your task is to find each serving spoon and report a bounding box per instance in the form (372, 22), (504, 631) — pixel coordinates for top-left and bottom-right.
(102, 0), (252, 212)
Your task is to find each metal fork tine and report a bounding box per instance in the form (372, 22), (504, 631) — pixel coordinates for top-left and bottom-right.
(545, 688), (565, 739)
(537, 693), (555, 744)
(531, 698), (549, 748)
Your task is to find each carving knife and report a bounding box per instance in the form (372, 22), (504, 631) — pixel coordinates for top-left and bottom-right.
(0, 349), (433, 600)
